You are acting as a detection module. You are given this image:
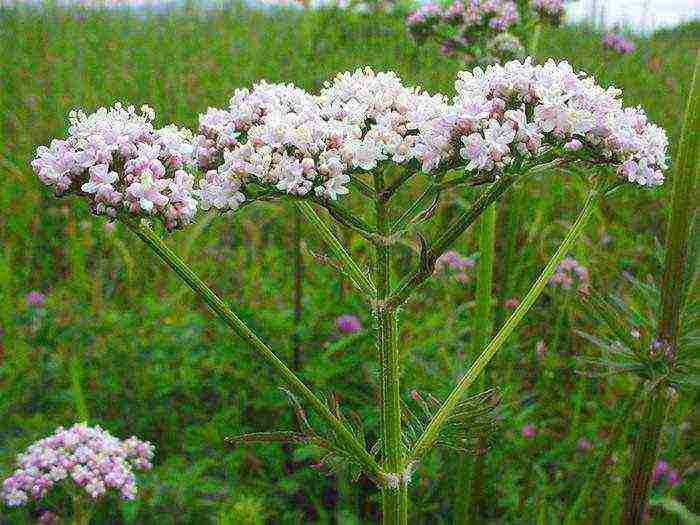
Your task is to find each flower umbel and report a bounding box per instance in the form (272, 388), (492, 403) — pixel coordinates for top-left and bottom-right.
(1, 423), (154, 506)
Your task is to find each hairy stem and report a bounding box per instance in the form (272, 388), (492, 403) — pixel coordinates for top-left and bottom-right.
(410, 189), (600, 461)
(124, 219), (383, 480)
(374, 169), (408, 525)
(621, 49), (699, 524)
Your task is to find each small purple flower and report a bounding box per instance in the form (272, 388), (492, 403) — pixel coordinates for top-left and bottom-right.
(666, 469), (681, 487)
(336, 315), (362, 334)
(25, 291), (46, 308)
(652, 459), (669, 483)
(435, 250), (475, 272)
(577, 438), (593, 451)
(521, 424), (536, 439)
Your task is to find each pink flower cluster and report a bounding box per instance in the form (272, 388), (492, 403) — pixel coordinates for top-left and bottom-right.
(31, 103), (198, 230)
(442, 0), (519, 31)
(602, 33), (636, 55)
(2, 424), (154, 507)
(336, 314), (363, 334)
(405, 3), (443, 32)
(32, 60), (668, 231)
(196, 69), (451, 210)
(549, 257), (589, 293)
(436, 250), (475, 271)
(406, 0), (520, 61)
(446, 59), (667, 186)
(652, 459), (682, 488)
(436, 250), (475, 282)
(531, 0), (565, 22)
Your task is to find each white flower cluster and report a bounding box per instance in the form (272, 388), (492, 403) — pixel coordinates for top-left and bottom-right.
(31, 59), (668, 230)
(195, 69), (450, 211)
(2, 424), (154, 506)
(445, 58), (668, 186)
(31, 103), (198, 230)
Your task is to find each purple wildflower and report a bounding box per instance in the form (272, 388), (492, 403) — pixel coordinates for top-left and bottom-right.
(1, 423), (154, 507)
(336, 315), (363, 334)
(521, 424), (537, 439)
(602, 33), (636, 55)
(435, 250), (475, 272)
(577, 438), (593, 451)
(652, 459), (670, 483)
(666, 469), (681, 487)
(549, 257), (590, 294)
(25, 291), (46, 308)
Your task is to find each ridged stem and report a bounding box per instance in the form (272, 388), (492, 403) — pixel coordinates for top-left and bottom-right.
(564, 383), (642, 524)
(124, 219), (383, 481)
(296, 201), (375, 296)
(410, 189), (599, 462)
(374, 170), (408, 525)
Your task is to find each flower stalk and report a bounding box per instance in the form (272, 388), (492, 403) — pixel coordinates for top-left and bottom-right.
(409, 188), (600, 462)
(461, 201), (497, 524)
(124, 219), (383, 481)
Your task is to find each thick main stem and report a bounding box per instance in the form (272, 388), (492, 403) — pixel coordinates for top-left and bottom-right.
(410, 190), (599, 461)
(374, 171), (407, 525)
(621, 50), (699, 524)
(125, 220), (383, 481)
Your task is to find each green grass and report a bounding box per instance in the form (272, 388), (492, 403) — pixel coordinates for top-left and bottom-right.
(0, 4), (697, 523)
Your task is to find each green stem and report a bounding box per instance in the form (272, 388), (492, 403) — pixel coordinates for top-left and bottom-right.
(529, 21), (542, 57)
(410, 189), (600, 462)
(374, 170), (407, 525)
(621, 390), (670, 524)
(71, 496), (92, 525)
(388, 176), (516, 309)
(621, 49), (699, 524)
(124, 219), (383, 481)
(296, 201), (375, 296)
(293, 208), (303, 370)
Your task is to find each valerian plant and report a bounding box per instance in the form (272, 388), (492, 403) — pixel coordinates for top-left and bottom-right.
(28, 58), (668, 523)
(405, 0), (567, 65)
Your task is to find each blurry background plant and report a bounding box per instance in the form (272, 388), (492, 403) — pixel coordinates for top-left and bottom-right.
(0, 2), (697, 523)
(405, 0), (567, 65)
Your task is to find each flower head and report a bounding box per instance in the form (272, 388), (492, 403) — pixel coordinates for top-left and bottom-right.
(25, 291), (46, 308)
(549, 257), (590, 293)
(32, 61), (668, 233)
(31, 104), (198, 231)
(336, 314), (363, 334)
(521, 424), (537, 439)
(1, 423), (154, 507)
(531, 0), (566, 24)
(602, 33), (636, 55)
